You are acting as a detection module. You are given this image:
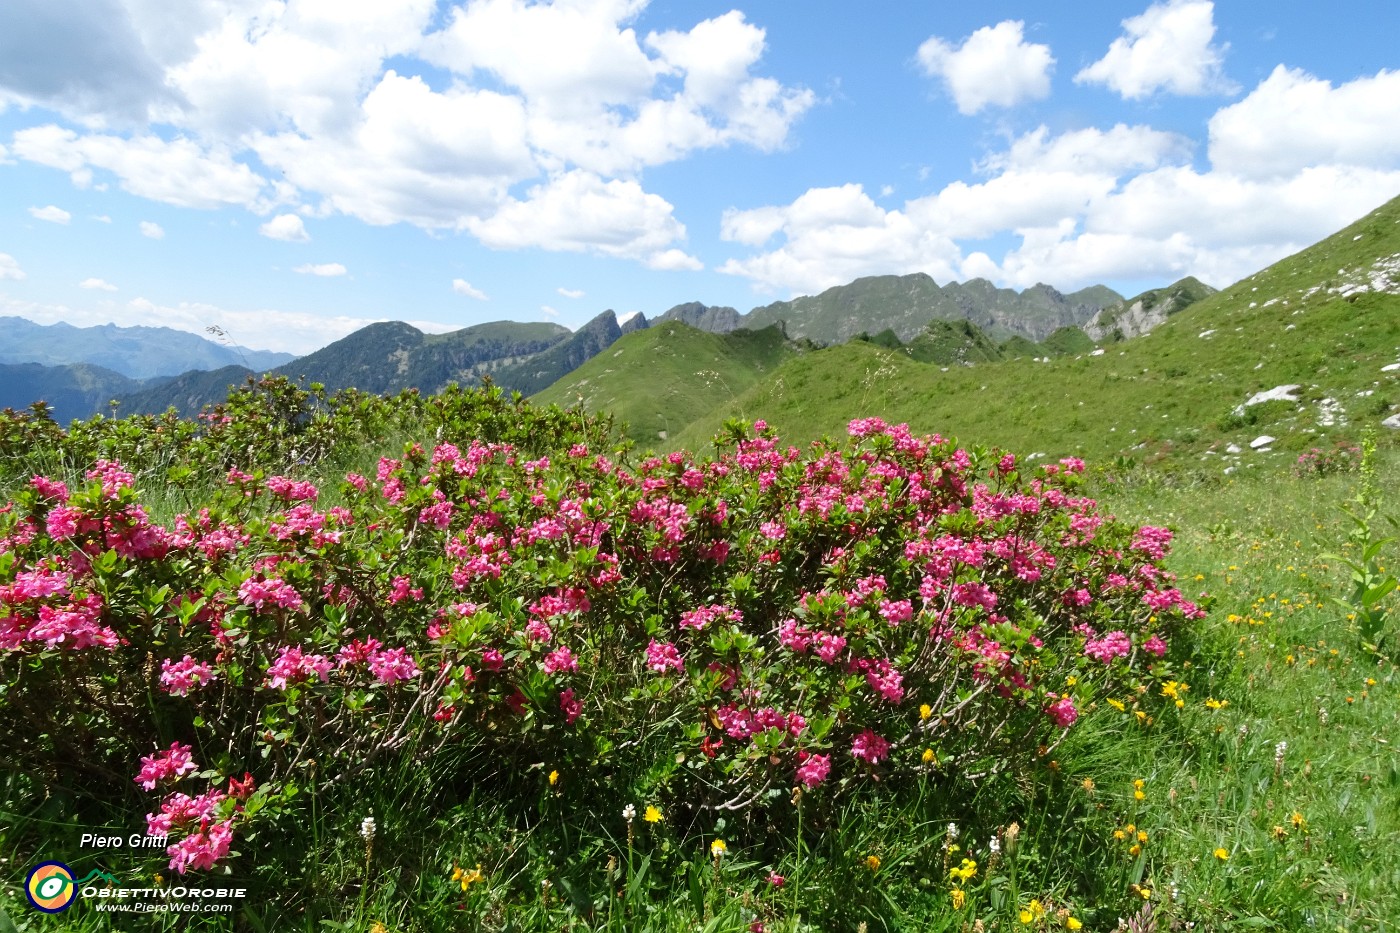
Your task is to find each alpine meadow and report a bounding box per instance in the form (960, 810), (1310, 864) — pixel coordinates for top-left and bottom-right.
(3, 2), (1400, 932)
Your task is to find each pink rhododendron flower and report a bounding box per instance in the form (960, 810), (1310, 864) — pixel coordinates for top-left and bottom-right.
(878, 598), (913, 627)
(559, 687), (582, 724)
(167, 819), (234, 874)
(336, 638), (382, 668)
(1143, 634), (1168, 657)
(645, 639), (684, 674)
(265, 645), (332, 689)
(265, 476), (319, 502)
(368, 647), (420, 684)
(542, 646), (579, 674)
(1084, 630), (1132, 664)
(850, 729), (890, 764)
(1045, 693), (1078, 728)
(238, 576), (303, 611)
(86, 460), (135, 499)
(135, 742), (198, 790)
(159, 656), (217, 697)
(680, 604), (743, 630)
(795, 752), (831, 787)
(30, 476), (69, 501)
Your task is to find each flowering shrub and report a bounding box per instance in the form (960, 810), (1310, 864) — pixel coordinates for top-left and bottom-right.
(0, 409), (1203, 877)
(1293, 442), (1362, 479)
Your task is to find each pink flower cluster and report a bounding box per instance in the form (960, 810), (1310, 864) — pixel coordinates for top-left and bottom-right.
(135, 742), (199, 790)
(238, 575), (304, 611)
(850, 729), (891, 764)
(265, 645), (333, 689)
(679, 603), (743, 630)
(645, 639), (684, 674)
(160, 656), (217, 696)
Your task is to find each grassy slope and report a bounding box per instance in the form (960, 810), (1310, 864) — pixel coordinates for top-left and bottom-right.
(531, 321), (793, 444)
(674, 197), (1400, 463)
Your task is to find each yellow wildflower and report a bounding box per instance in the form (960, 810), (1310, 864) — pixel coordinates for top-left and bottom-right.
(548, 770), (559, 786)
(1290, 811), (1308, 832)
(950, 887), (966, 910)
(919, 703), (932, 720)
(948, 857), (978, 883)
(452, 864), (485, 891)
(644, 805), (662, 823)
(922, 748), (936, 765)
(1107, 698), (1126, 712)
(865, 855), (881, 871)
(1066, 918), (1083, 931)
(710, 839), (727, 857)
(1214, 847), (1229, 861)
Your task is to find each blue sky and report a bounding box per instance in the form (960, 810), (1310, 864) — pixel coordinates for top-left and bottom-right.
(2, 0), (1399, 354)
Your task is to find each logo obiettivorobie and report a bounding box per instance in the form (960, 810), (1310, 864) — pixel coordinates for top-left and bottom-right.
(26, 861), (77, 913)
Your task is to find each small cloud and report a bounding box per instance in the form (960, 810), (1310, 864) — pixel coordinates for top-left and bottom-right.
(294, 262), (347, 277)
(139, 221), (165, 239)
(91, 214), (112, 223)
(917, 20), (1055, 115)
(880, 185), (895, 198)
(617, 310), (641, 325)
(79, 277), (118, 291)
(541, 304), (559, 318)
(29, 205), (71, 224)
(259, 214), (310, 242)
(451, 278), (488, 300)
(557, 287), (585, 299)
(1075, 0), (1236, 99)
(646, 248), (704, 271)
(0, 253), (25, 280)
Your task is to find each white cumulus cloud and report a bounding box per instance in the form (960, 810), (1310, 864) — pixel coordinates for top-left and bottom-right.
(718, 94), (1400, 298)
(557, 287), (585, 299)
(1208, 67), (1400, 179)
(79, 277), (117, 290)
(1076, 0), (1236, 99)
(13, 124), (282, 212)
(139, 220), (164, 239)
(451, 278), (488, 300)
(3, 0), (811, 271)
(468, 170), (688, 262)
(916, 21), (1054, 115)
(0, 253), (26, 280)
(29, 204), (71, 224)
(646, 248), (703, 271)
(259, 213), (309, 242)
(293, 262), (346, 277)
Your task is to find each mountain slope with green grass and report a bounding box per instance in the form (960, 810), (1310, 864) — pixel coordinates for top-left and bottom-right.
(531, 321), (794, 444)
(669, 196), (1400, 466)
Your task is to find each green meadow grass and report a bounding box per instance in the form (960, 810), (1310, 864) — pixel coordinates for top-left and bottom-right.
(531, 322), (794, 448)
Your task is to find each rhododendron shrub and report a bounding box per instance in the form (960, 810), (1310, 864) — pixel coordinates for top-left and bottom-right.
(0, 410), (1203, 875)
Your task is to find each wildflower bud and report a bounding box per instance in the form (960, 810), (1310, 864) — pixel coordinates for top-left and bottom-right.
(1004, 822), (1020, 857)
(359, 815), (376, 843)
